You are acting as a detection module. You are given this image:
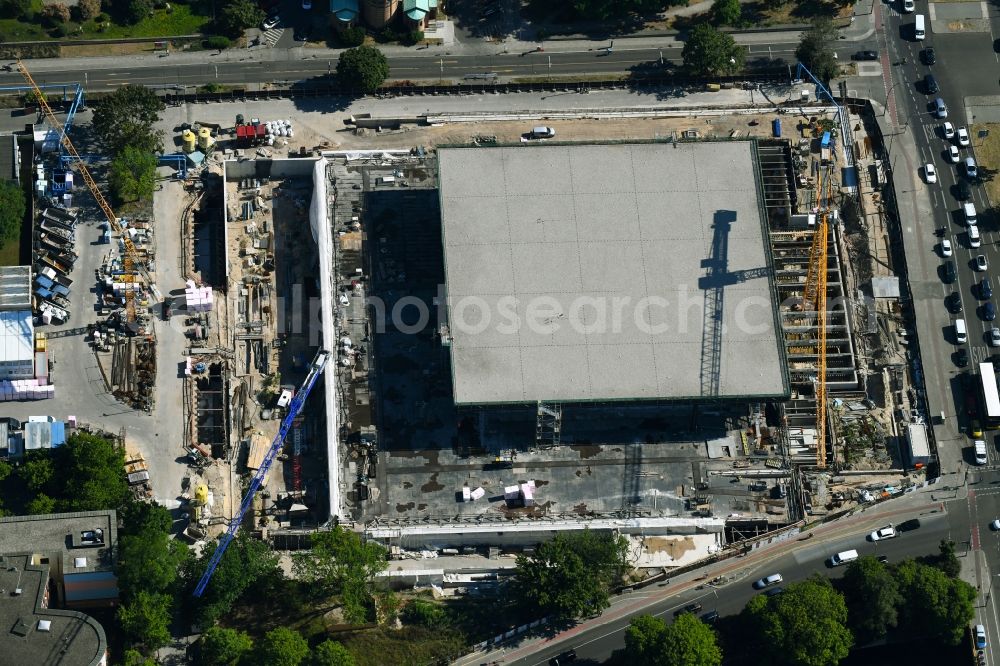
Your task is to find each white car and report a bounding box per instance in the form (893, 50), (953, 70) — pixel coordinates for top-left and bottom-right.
(940, 239), (952, 257)
(302, 0), (312, 8)
(902, 0), (915, 11)
(948, 145), (961, 163)
(942, 122), (955, 139)
(969, 226), (981, 248)
(989, 328), (1000, 347)
(991, 519), (1000, 530)
(957, 126), (970, 147)
(977, 254), (989, 271)
(753, 573), (783, 589)
(869, 525), (898, 541)
(262, 15), (280, 30)
(924, 163), (937, 183)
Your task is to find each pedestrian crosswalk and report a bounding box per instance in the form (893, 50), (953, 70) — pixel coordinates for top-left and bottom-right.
(262, 28), (284, 47)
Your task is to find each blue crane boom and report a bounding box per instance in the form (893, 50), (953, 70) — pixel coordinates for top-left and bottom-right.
(193, 348), (330, 597)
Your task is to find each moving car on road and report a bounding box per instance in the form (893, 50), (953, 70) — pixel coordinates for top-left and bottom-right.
(984, 302), (996, 321)
(982, 278), (992, 299)
(947, 292), (962, 313)
(869, 525), (897, 541)
(949, 145), (961, 163)
(753, 573), (783, 589)
(674, 602), (703, 617)
(923, 74), (939, 94)
(977, 255), (989, 271)
(966, 156), (978, 179)
(940, 239), (951, 256)
(989, 328), (1000, 347)
(852, 50), (878, 61)
(549, 649), (577, 665)
(935, 98), (948, 118)
(925, 163), (938, 183)
(969, 226), (981, 248)
(958, 126), (970, 147)
(991, 519), (1000, 530)
(921, 47), (936, 64)
(943, 122), (955, 139)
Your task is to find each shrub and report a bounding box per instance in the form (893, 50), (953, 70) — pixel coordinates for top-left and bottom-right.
(402, 30), (423, 46)
(337, 26), (365, 47)
(75, 0), (101, 21)
(41, 3), (71, 25)
(49, 24), (67, 37)
(205, 35), (231, 49)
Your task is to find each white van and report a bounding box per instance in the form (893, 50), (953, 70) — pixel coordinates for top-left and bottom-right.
(970, 225), (982, 248)
(956, 318), (968, 343)
(914, 14), (925, 40)
(376, 175), (396, 186)
(964, 202), (978, 226)
(975, 439), (988, 465)
(830, 549), (859, 566)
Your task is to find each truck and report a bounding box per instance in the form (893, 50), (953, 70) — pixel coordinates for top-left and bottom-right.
(37, 266), (73, 289)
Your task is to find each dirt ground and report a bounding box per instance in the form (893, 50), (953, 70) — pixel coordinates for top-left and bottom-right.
(971, 122), (999, 206)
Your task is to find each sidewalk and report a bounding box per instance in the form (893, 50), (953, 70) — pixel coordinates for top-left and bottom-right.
(14, 1), (876, 75)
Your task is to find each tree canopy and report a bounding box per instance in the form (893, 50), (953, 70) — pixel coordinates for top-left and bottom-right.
(0, 179), (25, 251)
(893, 560), (977, 645)
(56, 432), (130, 512)
(218, 0), (264, 37)
(336, 46), (390, 94)
(625, 613), (722, 666)
(795, 18), (840, 84)
(743, 576), (853, 666)
(310, 639), (356, 666)
(293, 527), (387, 622)
(198, 626), (253, 666)
(682, 24), (745, 76)
(186, 533), (281, 626)
(257, 627), (310, 666)
(712, 0), (742, 26)
(840, 556), (902, 643)
(513, 530), (629, 620)
(117, 590), (172, 652)
(109, 146), (158, 205)
(92, 84), (165, 154)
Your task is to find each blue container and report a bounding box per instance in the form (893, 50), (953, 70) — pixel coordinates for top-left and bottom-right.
(772, 118), (781, 137)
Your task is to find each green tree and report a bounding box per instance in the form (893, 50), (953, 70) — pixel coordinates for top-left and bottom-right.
(624, 613), (721, 666)
(121, 0), (153, 24)
(199, 626), (254, 666)
(219, 0), (264, 37)
(123, 649), (157, 666)
(402, 599), (448, 629)
(0, 179), (25, 250)
(625, 614), (668, 665)
(337, 27), (365, 48)
(92, 84), (165, 154)
(336, 46), (390, 93)
(682, 24), (745, 76)
(743, 576), (852, 666)
(187, 533), (281, 626)
(119, 529), (187, 595)
(41, 3), (70, 24)
(119, 499), (173, 537)
(931, 539), (961, 578)
(26, 493), (57, 515)
(712, 0), (741, 26)
(841, 556), (902, 643)
(795, 18), (840, 84)
(292, 526), (388, 598)
(257, 627), (309, 666)
(109, 146), (158, 205)
(310, 640), (355, 666)
(18, 454), (54, 494)
(117, 590), (172, 652)
(55, 432), (129, 512)
(0, 0), (31, 19)
(76, 0), (101, 21)
(0, 460), (11, 483)
(894, 560), (977, 645)
(513, 530), (628, 620)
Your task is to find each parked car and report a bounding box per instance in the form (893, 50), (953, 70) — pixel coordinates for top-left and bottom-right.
(976, 624), (987, 649)
(935, 98), (948, 118)
(940, 239), (952, 256)
(764, 587), (785, 597)
(852, 50), (878, 61)
(925, 163), (938, 183)
(921, 47), (936, 64)
(985, 302), (996, 321)
(869, 525), (897, 541)
(924, 74), (939, 94)
(957, 347), (970, 367)
(989, 328), (1000, 347)
(877, 555), (889, 564)
(969, 226), (981, 248)
(674, 602), (703, 617)
(701, 610), (720, 625)
(956, 179), (972, 200)
(942, 122), (955, 139)
(753, 573), (783, 589)
(966, 156), (979, 179)
(977, 255), (989, 272)
(898, 518), (921, 531)
(529, 126), (556, 139)
(549, 649), (577, 665)
(944, 260), (957, 283)
(982, 278), (993, 300)
(262, 15), (280, 30)
(958, 126), (971, 147)
(991, 519), (1000, 530)
(947, 292), (963, 313)
(948, 145), (961, 163)
(902, 0), (915, 11)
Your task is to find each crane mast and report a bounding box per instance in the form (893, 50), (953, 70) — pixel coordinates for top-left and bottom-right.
(804, 165), (832, 468)
(16, 59), (150, 321)
(193, 349), (330, 597)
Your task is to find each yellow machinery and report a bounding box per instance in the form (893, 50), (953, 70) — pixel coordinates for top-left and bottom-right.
(16, 60), (152, 322)
(804, 166), (832, 469)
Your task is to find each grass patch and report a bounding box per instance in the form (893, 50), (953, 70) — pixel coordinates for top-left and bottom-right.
(339, 625), (467, 666)
(0, 4), (210, 43)
(0, 233), (21, 266)
(971, 123), (1000, 207)
(743, 0), (853, 27)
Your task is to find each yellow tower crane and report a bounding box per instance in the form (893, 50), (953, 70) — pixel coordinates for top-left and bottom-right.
(804, 166), (832, 469)
(16, 59), (152, 322)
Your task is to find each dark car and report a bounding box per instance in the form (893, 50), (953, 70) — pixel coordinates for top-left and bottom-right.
(852, 50), (878, 61)
(701, 610), (720, 624)
(924, 74), (939, 94)
(944, 260), (957, 283)
(957, 348), (970, 368)
(674, 602), (703, 617)
(764, 587), (785, 597)
(898, 518), (921, 531)
(549, 649), (577, 665)
(948, 292), (963, 313)
(921, 47), (936, 64)
(877, 555), (889, 564)
(956, 179), (972, 201)
(983, 279), (994, 300)
(985, 302), (997, 321)
(294, 25), (310, 41)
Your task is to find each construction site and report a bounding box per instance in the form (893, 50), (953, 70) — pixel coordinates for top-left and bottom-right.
(0, 71), (932, 575)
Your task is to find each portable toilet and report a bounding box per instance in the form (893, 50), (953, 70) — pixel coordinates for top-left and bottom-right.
(197, 127), (214, 151)
(181, 129), (196, 153)
(772, 118), (781, 138)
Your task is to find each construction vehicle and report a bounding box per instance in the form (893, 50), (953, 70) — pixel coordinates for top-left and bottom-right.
(193, 349), (330, 597)
(15, 60), (160, 322)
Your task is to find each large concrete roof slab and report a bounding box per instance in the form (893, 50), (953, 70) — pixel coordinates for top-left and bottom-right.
(438, 141), (788, 405)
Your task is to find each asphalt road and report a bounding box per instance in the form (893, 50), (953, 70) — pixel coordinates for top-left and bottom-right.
(503, 506), (952, 666)
(0, 43), (800, 91)
(878, 4), (1000, 474)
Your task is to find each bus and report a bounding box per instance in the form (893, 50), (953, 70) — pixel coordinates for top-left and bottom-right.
(977, 362), (1000, 429)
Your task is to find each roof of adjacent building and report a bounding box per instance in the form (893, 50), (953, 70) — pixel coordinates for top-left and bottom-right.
(0, 553), (107, 666)
(403, 0), (432, 18)
(0, 266), (31, 311)
(0, 310), (33, 366)
(330, 0), (359, 20)
(438, 141), (788, 405)
(0, 511), (118, 577)
(0, 134), (18, 183)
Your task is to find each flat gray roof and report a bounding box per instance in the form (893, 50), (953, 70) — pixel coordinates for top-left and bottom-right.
(0, 511), (117, 576)
(438, 142), (788, 405)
